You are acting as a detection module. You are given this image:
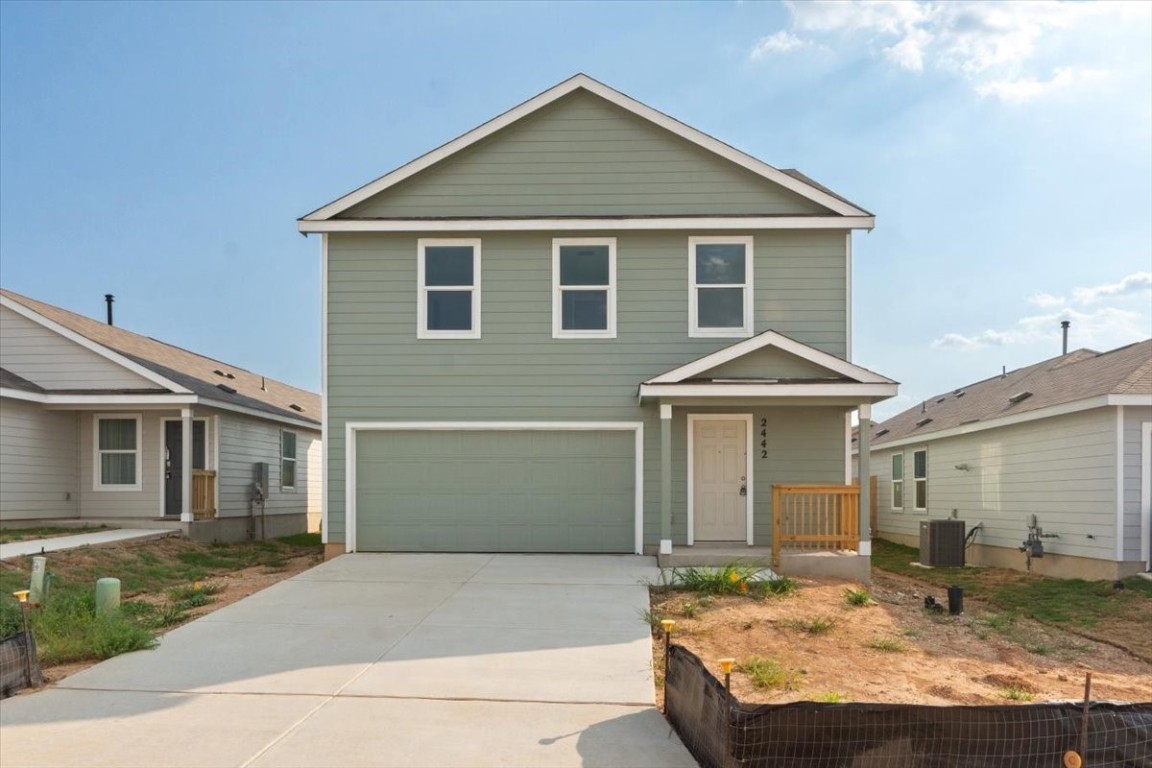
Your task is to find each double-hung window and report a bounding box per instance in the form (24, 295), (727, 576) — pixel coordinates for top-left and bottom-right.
(94, 414), (141, 491)
(281, 430), (297, 490)
(913, 449), (928, 511)
(418, 239), (480, 338)
(689, 236), (753, 337)
(891, 453), (904, 510)
(552, 238), (616, 338)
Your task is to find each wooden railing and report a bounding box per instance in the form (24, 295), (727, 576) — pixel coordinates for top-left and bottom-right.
(192, 469), (217, 520)
(772, 484), (860, 566)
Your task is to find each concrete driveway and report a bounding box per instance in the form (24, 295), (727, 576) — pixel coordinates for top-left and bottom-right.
(0, 554), (696, 767)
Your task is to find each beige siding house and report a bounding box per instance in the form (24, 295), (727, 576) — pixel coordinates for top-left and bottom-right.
(0, 290), (322, 541)
(859, 340), (1152, 579)
(300, 74), (898, 578)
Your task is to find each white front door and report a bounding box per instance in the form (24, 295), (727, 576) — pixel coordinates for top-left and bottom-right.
(693, 419), (748, 541)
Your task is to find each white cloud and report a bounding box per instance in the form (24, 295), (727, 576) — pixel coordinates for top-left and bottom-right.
(932, 306), (1146, 350)
(749, 31), (812, 59)
(1028, 292), (1065, 308)
(1072, 271), (1152, 304)
(976, 67), (1110, 104)
(758, 0), (1140, 101)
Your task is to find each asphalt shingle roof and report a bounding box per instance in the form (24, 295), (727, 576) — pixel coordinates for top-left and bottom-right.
(2, 289), (320, 426)
(867, 339), (1151, 446)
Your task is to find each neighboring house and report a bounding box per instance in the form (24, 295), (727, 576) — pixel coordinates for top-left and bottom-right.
(0, 289), (322, 541)
(858, 339), (1152, 580)
(299, 74), (898, 572)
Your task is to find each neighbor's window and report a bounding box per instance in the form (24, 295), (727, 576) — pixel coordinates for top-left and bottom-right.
(689, 236), (753, 337)
(891, 453), (904, 510)
(95, 415), (141, 490)
(913, 449), (927, 511)
(418, 239), (481, 338)
(281, 431), (297, 489)
(553, 238), (616, 338)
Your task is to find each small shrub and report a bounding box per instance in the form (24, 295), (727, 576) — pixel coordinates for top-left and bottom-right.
(844, 588), (873, 607)
(0, 596), (24, 638)
(868, 637), (905, 653)
(765, 576), (799, 597)
(673, 563), (766, 595)
(788, 616), (836, 635)
(740, 657), (800, 691)
(816, 691), (848, 703)
(1002, 686), (1034, 702)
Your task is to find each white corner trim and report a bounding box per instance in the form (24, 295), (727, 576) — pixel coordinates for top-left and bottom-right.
(552, 237), (617, 339)
(858, 540), (872, 557)
(299, 216), (875, 233)
(1140, 422), (1151, 568)
(343, 421), (645, 555)
(645, 329), (894, 385)
(688, 235), (754, 339)
(845, 231), (853, 361)
(1116, 406), (1125, 561)
(321, 233), (329, 545)
(417, 238), (482, 339)
(660, 404), (672, 420)
(686, 414), (754, 547)
(0, 295), (193, 395)
(299, 74), (870, 222)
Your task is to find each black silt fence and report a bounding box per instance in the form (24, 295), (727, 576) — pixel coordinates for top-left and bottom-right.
(664, 644), (1152, 768)
(0, 631), (42, 698)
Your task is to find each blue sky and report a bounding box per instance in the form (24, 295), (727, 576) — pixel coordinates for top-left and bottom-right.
(1, 0), (1149, 420)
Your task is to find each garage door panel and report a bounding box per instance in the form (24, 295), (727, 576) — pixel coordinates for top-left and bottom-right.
(356, 430), (634, 553)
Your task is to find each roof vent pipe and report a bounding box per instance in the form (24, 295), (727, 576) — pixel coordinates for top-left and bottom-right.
(104, 294), (114, 326)
(1061, 320), (1070, 355)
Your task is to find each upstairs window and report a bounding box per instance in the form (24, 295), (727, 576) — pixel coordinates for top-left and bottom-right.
(553, 238), (616, 338)
(913, 449), (928, 511)
(418, 239), (480, 338)
(891, 453), (904, 510)
(95, 415), (141, 491)
(689, 236), (753, 337)
(281, 430), (297, 490)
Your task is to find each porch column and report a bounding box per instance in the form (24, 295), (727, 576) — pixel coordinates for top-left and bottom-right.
(660, 404), (672, 555)
(857, 403), (872, 556)
(180, 407), (193, 523)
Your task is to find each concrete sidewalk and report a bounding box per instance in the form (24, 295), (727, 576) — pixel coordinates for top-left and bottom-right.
(0, 554), (697, 767)
(0, 529), (176, 561)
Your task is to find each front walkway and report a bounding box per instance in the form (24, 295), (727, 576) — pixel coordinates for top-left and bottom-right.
(0, 553), (696, 767)
(0, 528), (176, 561)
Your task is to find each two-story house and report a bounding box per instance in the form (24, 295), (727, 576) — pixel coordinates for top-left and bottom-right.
(299, 75), (898, 577)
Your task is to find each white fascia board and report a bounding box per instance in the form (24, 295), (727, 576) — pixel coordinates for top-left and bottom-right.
(868, 395), (1115, 452)
(300, 74), (869, 222)
(298, 216), (875, 234)
(1107, 394), (1152, 407)
(639, 382), (898, 399)
(645, 330), (895, 385)
(0, 295), (193, 395)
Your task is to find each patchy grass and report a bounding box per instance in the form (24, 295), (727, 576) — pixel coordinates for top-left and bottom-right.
(868, 636), (905, 653)
(786, 616), (837, 635)
(0, 534), (322, 667)
(1001, 686), (1035, 702)
(740, 657), (800, 691)
(0, 526), (110, 544)
(872, 539), (1152, 659)
(844, 587), (874, 607)
(815, 691), (849, 703)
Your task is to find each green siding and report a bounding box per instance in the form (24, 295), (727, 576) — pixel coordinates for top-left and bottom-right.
(326, 229), (850, 546)
(355, 430), (634, 552)
(705, 347), (839, 380)
(340, 91), (831, 218)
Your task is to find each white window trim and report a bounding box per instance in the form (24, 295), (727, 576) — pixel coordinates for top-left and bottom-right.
(281, 429), (298, 490)
(891, 452), (904, 511)
(688, 235), (754, 338)
(417, 238), (481, 339)
(552, 237), (617, 339)
(912, 448), (927, 512)
(93, 413), (143, 492)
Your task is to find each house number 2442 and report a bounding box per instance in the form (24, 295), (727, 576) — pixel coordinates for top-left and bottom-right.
(759, 418), (767, 459)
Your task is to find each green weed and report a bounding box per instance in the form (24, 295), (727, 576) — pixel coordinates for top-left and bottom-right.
(787, 616), (837, 635)
(815, 691), (848, 703)
(844, 588), (873, 607)
(868, 637), (905, 653)
(1002, 686), (1034, 702)
(740, 657), (800, 691)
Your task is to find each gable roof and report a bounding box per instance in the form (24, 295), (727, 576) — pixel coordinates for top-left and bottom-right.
(1, 289), (320, 427)
(866, 339), (1152, 447)
(646, 330), (895, 385)
(300, 74), (871, 225)
(0, 367), (45, 394)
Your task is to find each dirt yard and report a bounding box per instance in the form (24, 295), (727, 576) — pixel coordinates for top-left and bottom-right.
(650, 571), (1152, 707)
